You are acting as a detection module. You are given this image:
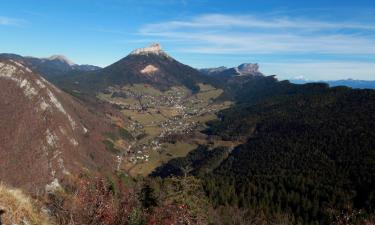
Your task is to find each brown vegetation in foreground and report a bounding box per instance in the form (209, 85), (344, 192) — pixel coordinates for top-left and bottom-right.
(0, 184), (51, 225)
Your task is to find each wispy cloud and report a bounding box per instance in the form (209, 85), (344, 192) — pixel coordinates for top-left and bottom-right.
(142, 14), (375, 31)
(0, 16), (25, 26)
(263, 61), (375, 80)
(138, 13), (375, 55)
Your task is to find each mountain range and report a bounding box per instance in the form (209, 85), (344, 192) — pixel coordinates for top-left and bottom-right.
(200, 63), (264, 78)
(0, 53), (100, 80)
(291, 78), (375, 89)
(1, 44), (375, 224)
(55, 43), (216, 95)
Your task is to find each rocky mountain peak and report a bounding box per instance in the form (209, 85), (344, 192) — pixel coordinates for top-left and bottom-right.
(46, 55), (76, 66)
(200, 63), (263, 77)
(130, 43), (169, 57)
(236, 63), (260, 76)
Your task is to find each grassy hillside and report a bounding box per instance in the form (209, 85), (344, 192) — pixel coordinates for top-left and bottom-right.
(0, 184), (52, 225)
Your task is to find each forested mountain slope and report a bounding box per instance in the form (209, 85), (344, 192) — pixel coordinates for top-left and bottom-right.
(154, 82), (375, 224)
(57, 44), (217, 95)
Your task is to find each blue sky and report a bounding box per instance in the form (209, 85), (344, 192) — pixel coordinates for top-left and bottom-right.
(1, 0), (375, 80)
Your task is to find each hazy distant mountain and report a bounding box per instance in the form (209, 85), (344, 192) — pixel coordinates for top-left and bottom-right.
(0, 58), (113, 192)
(0, 53), (101, 80)
(60, 43), (216, 94)
(200, 63), (264, 78)
(290, 78), (375, 89)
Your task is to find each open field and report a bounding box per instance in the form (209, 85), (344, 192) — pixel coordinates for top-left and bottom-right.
(125, 142), (198, 176)
(97, 83), (236, 177)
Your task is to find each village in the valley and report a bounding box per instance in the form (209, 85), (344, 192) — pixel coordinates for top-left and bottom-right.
(97, 83), (233, 176)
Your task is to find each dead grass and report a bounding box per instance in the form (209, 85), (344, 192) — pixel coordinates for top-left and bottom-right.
(0, 184), (52, 225)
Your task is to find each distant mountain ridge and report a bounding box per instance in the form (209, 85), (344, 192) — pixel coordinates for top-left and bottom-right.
(45, 55), (76, 66)
(290, 78), (375, 89)
(58, 43), (217, 94)
(0, 53), (101, 80)
(200, 63), (264, 78)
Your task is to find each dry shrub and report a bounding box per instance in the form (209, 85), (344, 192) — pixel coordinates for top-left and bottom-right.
(0, 183), (52, 225)
(46, 176), (142, 225)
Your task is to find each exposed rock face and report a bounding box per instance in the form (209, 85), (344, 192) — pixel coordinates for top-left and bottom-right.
(140, 65), (159, 75)
(0, 59), (113, 192)
(63, 44), (215, 93)
(200, 63), (263, 77)
(130, 43), (169, 57)
(236, 63), (260, 76)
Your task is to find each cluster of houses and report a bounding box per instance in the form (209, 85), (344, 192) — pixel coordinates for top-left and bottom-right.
(102, 85), (226, 166)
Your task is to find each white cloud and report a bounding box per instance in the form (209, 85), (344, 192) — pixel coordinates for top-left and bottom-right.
(137, 13), (375, 80)
(262, 61), (375, 80)
(293, 75), (307, 80)
(138, 13), (375, 55)
(141, 14), (375, 31)
(0, 16), (24, 26)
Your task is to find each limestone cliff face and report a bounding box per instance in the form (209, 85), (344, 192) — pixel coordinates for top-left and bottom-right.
(200, 63), (263, 77)
(0, 59), (114, 193)
(130, 43), (169, 57)
(236, 63), (261, 76)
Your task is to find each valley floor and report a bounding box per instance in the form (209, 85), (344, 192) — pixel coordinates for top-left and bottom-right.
(97, 83), (235, 176)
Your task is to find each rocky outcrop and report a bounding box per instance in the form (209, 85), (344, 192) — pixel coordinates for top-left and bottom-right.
(236, 63), (261, 76)
(0, 59), (113, 193)
(201, 63), (263, 77)
(130, 43), (169, 57)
